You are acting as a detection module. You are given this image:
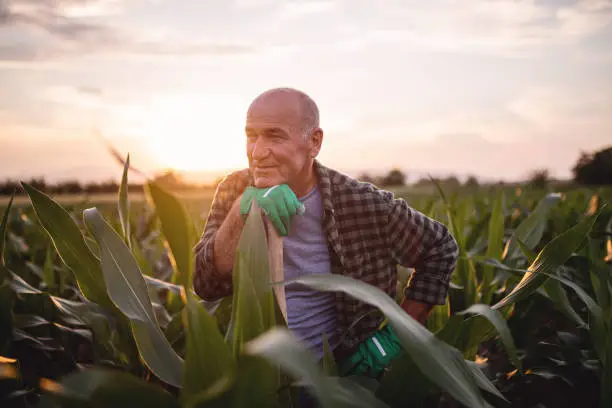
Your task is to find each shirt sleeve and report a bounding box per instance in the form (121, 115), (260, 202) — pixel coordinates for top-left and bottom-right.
(193, 172), (246, 301)
(384, 195), (459, 305)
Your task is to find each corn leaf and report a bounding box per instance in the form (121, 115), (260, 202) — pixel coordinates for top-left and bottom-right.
(219, 203), (281, 406)
(322, 333), (338, 377)
(543, 279), (586, 328)
(41, 368), (179, 408)
(118, 153), (131, 249)
(431, 178), (477, 307)
(502, 193), (561, 262)
(229, 203), (278, 355)
(458, 304), (521, 372)
(465, 361), (509, 406)
(83, 207), (184, 387)
(22, 183), (112, 309)
(377, 352), (435, 407)
(493, 208), (602, 311)
(427, 296), (450, 334)
(41, 246), (55, 292)
(0, 191), (13, 267)
(481, 190), (505, 304)
(289, 273), (491, 408)
(145, 181), (196, 292)
(246, 327), (390, 408)
(181, 288), (235, 408)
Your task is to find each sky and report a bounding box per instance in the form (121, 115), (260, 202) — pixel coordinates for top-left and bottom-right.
(1, 0), (611, 184)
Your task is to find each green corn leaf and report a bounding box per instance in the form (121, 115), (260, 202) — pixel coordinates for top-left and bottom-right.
(220, 204), (281, 406)
(40, 368), (179, 408)
(21, 183), (112, 309)
(502, 193), (561, 262)
(229, 203), (278, 356)
(465, 360), (509, 406)
(143, 275), (182, 295)
(322, 332), (338, 377)
(133, 239), (154, 277)
(493, 208), (602, 311)
(145, 181), (196, 292)
(289, 273), (492, 408)
(431, 178), (477, 307)
(458, 304), (521, 372)
(181, 288), (235, 408)
(480, 190), (505, 304)
(517, 238), (537, 264)
(83, 207), (184, 387)
(245, 327), (391, 408)
(543, 279), (586, 328)
(42, 246), (55, 292)
(426, 296), (450, 334)
(0, 191), (14, 267)
(377, 352), (435, 407)
(118, 153), (131, 249)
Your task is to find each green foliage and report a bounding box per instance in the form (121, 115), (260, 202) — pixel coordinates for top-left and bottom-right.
(0, 162), (611, 407)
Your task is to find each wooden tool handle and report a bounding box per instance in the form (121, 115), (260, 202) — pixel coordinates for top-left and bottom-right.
(265, 218), (287, 324)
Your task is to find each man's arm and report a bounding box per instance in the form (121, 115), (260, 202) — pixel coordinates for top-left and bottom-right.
(193, 173), (249, 301)
(212, 198), (245, 274)
(385, 195), (459, 324)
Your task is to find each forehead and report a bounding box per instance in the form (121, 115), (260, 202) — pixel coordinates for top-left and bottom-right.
(246, 94), (303, 130)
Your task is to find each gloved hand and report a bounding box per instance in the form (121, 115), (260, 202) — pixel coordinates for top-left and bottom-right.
(239, 184), (305, 236)
(340, 324), (403, 379)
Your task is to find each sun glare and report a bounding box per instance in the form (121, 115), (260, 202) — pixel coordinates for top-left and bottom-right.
(143, 94), (248, 172)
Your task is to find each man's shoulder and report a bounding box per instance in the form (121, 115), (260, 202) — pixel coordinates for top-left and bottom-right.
(324, 165), (395, 204)
(213, 168), (252, 198)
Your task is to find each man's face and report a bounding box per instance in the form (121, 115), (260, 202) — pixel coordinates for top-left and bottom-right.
(245, 96), (313, 188)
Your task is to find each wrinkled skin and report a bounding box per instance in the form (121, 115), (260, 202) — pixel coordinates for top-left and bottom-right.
(245, 90), (323, 198)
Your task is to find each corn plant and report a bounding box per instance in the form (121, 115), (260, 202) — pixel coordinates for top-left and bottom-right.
(1, 157), (610, 407)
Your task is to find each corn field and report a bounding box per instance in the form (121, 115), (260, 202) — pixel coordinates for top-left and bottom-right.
(0, 159), (611, 408)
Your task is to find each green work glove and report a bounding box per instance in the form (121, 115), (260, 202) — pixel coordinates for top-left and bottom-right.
(340, 324), (403, 379)
(239, 184), (305, 236)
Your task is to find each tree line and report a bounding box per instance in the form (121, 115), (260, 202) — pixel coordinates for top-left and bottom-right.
(1, 145), (610, 196)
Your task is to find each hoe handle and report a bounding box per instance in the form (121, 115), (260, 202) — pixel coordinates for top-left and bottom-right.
(265, 218), (287, 323)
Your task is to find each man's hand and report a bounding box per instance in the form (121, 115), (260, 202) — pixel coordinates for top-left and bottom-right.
(400, 298), (433, 325)
(239, 184), (305, 236)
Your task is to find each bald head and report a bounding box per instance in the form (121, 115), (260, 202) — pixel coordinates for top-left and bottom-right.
(244, 87), (324, 191)
(247, 87), (320, 139)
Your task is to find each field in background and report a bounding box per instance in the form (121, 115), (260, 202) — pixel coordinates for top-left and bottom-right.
(2, 169), (612, 407)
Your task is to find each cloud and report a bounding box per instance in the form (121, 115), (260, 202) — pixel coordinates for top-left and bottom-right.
(0, 0), (258, 63)
(334, 0), (612, 57)
(0, 0), (122, 40)
(276, 0), (338, 19)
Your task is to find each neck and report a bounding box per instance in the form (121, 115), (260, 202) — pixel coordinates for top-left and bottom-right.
(290, 160), (317, 198)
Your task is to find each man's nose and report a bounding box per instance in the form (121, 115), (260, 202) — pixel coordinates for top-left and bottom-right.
(251, 138), (269, 161)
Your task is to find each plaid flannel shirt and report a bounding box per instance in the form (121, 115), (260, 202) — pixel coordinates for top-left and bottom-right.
(193, 160), (459, 350)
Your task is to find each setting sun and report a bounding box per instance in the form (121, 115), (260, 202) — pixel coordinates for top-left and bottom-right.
(142, 93), (249, 172)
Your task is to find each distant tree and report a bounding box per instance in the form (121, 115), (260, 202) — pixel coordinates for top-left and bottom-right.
(153, 170), (187, 190)
(464, 175), (479, 189)
(380, 168), (406, 187)
(528, 169), (550, 190)
(442, 176), (461, 190)
(54, 181), (82, 195)
(572, 146), (612, 186)
(357, 172), (377, 185)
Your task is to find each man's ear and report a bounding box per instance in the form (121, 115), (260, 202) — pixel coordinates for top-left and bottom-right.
(309, 128), (323, 157)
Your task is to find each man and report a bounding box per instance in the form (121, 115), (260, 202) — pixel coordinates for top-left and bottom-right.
(193, 87), (459, 379)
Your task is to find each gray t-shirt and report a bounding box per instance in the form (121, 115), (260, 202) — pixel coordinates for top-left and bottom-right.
(283, 185), (340, 361)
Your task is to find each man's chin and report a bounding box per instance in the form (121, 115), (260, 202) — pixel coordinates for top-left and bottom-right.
(254, 176), (284, 188)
